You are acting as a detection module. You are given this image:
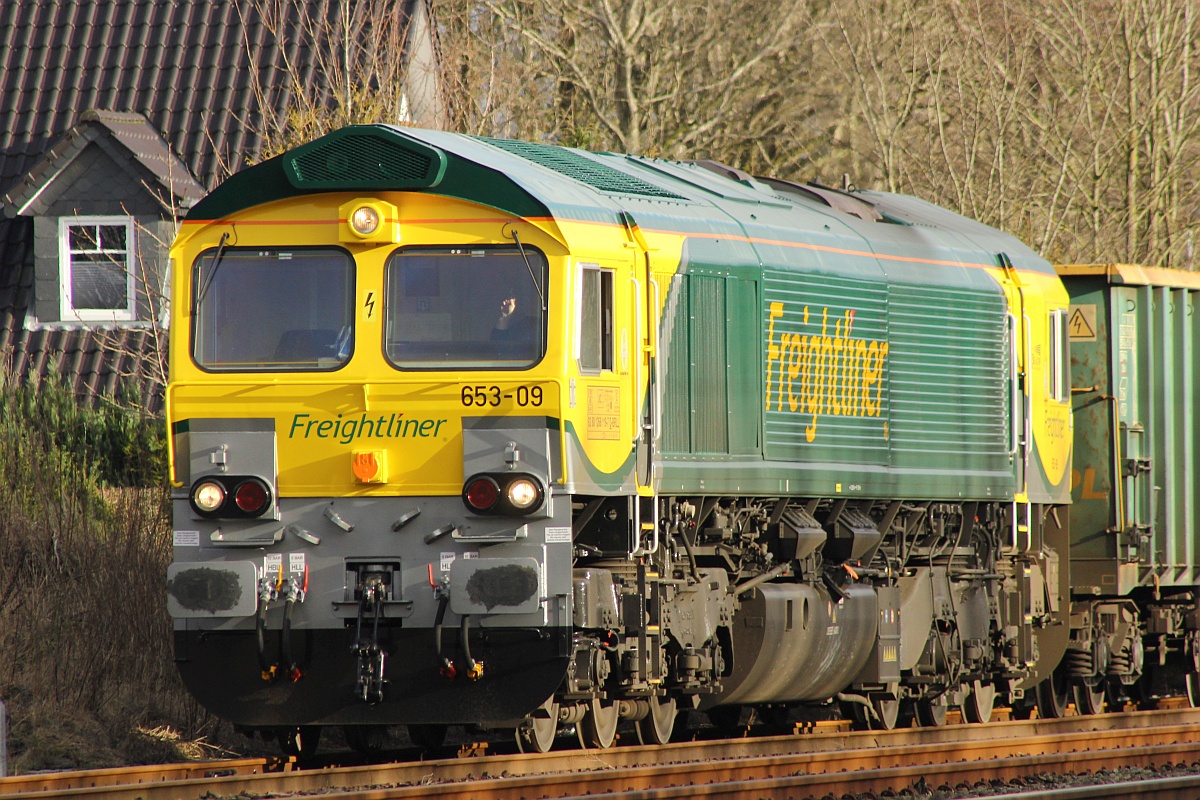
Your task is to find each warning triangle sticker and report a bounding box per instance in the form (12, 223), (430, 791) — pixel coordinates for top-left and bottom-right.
(1069, 307), (1095, 339)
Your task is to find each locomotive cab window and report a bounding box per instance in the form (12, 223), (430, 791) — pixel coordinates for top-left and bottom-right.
(578, 265), (614, 371)
(191, 247), (354, 371)
(384, 246), (547, 370)
(1048, 308), (1069, 401)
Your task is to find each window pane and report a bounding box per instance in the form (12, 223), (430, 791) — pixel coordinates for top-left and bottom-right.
(385, 247), (546, 369)
(580, 270), (601, 369)
(98, 224), (127, 251)
(68, 224), (98, 252)
(193, 248), (354, 371)
(72, 252), (127, 309)
(1057, 310), (1070, 400)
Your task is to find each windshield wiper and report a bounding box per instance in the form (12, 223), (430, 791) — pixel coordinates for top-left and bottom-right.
(509, 229), (545, 311)
(193, 232), (230, 315)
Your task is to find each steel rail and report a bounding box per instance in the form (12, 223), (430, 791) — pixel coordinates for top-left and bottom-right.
(292, 743), (1200, 796)
(0, 757), (290, 796)
(3, 709), (1200, 799)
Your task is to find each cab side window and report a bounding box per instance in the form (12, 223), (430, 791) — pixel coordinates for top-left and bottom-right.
(1048, 308), (1069, 402)
(579, 265), (613, 371)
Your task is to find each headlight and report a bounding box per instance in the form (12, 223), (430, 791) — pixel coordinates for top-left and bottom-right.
(506, 477), (540, 510)
(192, 480), (225, 513)
(350, 205), (381, 236)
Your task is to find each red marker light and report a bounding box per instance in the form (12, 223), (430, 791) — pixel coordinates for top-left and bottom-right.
(234, 480), (269, 514)
(463, 476), (500, 512)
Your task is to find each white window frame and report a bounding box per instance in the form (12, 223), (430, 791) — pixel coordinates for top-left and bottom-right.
(58, 216), (137, 322)
(575, 262), (614, 372)
(1048, 307), (1069, 402)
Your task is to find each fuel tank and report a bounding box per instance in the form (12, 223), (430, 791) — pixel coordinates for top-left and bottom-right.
(707, 582), (877, 706)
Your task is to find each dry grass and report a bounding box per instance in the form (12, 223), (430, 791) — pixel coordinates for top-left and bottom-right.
(0, 386), (251, 772)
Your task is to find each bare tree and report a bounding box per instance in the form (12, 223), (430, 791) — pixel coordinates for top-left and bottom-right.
(242, 0), (441, 159)
(813, 0), (1200, 267)
(436, 0), (815, 172)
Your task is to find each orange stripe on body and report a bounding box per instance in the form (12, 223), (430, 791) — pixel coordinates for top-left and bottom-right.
(181, 216), (1015, 272)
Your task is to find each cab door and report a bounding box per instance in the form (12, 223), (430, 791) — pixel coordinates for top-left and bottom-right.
(998, 253), (1031, 551)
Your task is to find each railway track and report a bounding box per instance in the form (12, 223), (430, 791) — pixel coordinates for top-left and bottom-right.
(3, 708), (1200, 799)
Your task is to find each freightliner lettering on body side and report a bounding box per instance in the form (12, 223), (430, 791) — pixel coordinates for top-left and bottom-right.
(289, 413), (448, 444)
(764, 302), (890, 442)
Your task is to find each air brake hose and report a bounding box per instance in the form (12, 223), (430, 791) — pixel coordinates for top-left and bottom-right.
(256, 601), (276, 680)
(461, 614), (483, 680)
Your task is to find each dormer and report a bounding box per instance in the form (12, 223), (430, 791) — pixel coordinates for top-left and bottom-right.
(1, 110), (205, 326)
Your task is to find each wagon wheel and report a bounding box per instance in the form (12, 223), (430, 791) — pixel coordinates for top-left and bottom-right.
(1187, 673), (1200, 708)
(635, 695), (677, 745)
(578, 697), (619, 749)
(1073, 680), (1105, 715)
(868, 686), (902, 729)
(1186, 634), (1200, 708)
(962, 680), (996, 724)
(515, 699), (559, 754)
(408, 723), (448, 751)
(278, 725), (321, 758)
(916, 695), (949, 727)
(1035, 670), (1070, 719)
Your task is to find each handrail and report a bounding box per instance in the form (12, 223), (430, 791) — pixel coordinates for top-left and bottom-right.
(1008, 313), (1019, 457)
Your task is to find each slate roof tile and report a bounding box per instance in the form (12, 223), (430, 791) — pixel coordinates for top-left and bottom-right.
(4, 326), (166, 414)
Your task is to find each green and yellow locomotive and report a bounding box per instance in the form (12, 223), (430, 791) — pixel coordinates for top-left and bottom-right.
(166, 125), (1073, 753)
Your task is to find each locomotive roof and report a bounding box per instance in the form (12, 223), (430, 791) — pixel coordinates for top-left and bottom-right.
(187, 124), (1055, 279)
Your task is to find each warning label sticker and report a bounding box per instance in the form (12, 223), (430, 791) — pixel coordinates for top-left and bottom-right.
(1069, 304), (1097, 341)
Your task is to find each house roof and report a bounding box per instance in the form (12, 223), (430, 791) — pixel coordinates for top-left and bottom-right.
(0, 0), (438, 412)
(2, 326), (168, 415)
(3, 110), (207, 217)
(1, 0), (311, 198)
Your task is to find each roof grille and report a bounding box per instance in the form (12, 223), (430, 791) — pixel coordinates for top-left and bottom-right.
(477, 137), (685, 200)
(285, 128), (446, 190)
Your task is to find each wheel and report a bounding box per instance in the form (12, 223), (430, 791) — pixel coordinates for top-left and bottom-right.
(962, 680), (995, 724)
(1187, 673), (1200, 708)
(515, 700), (559, 754)
(578, 697), (619, 749)
(916, 696), (948, 727)
(868, 686), (901, 730)
(636, 695), (677, 745)
(1105, 680), (1129, 711)
(408, 723), (448, 751)
(343, 724), (388, 755)
(1036, 670), (1070, 719)
(278, 726), (321, 758)
(1073, 681), (1105, 715)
